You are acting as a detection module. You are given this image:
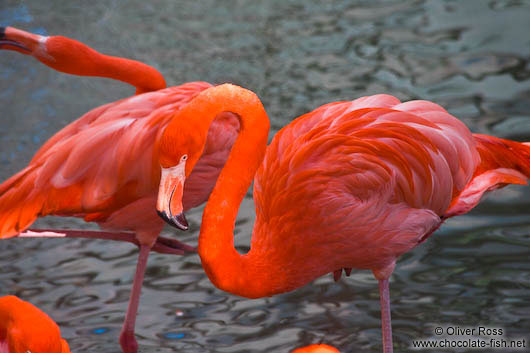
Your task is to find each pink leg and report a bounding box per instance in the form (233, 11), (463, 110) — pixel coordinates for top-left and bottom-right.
(379, 279), (393, 353)
(119, 244), (150, 353)
(19, 228), (195, 255)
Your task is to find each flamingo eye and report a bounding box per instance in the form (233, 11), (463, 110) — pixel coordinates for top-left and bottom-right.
(180, 154), (188, 162)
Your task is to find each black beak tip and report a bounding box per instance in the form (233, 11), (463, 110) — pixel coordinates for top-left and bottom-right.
(156, 209), (170, 223)
(157, 210), (189, 231)
(0, 27), (31, 52)
(175, 212), (189, 230)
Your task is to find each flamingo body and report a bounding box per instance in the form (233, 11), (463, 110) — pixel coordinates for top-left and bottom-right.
(191, 94), (529, 298)
(247, 95), (529, 292)
(0, 296), (70, 353)
(0, 81), (239, 242)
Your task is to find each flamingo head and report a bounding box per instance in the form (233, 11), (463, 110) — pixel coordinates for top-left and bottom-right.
(0, 26), (109, 76)
(0, 26), (43, 55)
(156, 118), (207, 230)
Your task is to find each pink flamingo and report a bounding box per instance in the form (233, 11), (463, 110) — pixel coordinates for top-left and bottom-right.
(155, 92), (530, 353)
(0, 26), (240, 352)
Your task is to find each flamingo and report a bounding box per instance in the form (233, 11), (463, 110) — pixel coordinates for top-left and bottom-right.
(0, 26), (241, 352)
(155, 91), (530, 353)
(0, 295), (71, 353)
(291, 344), (341, 353)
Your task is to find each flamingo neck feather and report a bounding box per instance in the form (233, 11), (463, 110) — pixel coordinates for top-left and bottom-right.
(43, 36), (166, 94)
(188, 85), (281, 298)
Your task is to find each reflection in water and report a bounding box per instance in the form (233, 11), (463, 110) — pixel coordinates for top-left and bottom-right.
(0, 1), (529, 352)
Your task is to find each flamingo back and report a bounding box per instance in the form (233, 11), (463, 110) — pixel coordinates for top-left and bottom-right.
(252, 95), (483, 272)
(257, 94), (480, 217)
(252, 94), (529, 276)
(445, 134), (530, 217)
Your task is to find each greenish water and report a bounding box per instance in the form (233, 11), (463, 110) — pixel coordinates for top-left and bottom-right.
(0, 1), (529, 352)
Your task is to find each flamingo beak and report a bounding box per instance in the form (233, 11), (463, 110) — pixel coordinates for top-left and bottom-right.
(156, 162), (189, 231)
(0, 26), (38, 54)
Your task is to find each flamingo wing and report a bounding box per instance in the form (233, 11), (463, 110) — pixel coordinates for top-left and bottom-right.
(257, 95), (479, 217)
(0, 82), (211, 238)
(253, 95), (486, 271)
(445, 134), (530, 217)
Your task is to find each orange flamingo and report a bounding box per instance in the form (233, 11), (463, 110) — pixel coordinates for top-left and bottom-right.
(155, 93), (530, 353)
(0, 295), (71, 353)
(291, 344), (340, 353)
(0, 27), (242, 352)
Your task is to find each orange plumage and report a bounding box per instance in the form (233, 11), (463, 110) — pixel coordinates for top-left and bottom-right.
(291, 344), (340, 353)
(0, 296), (70, 353)
(446, 134), (530, 217)
(195, 94), (522, 296)
(0, 81), (239, 239)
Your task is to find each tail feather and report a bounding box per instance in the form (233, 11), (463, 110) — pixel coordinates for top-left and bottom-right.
(473, 134), (530, 177)
(0, 166), (44, 238)
(445, 134), (529, 218)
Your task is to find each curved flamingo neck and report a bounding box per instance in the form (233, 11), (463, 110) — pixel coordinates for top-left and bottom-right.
(190, 86), (289, 298)
(42, 34), (166, 94)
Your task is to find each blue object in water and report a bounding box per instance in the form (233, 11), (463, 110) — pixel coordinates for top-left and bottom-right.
(164, 332), (185, 340)
(92, 327), (109, 335)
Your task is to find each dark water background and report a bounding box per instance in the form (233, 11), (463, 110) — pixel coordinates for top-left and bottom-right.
(1, 1), (529, 352)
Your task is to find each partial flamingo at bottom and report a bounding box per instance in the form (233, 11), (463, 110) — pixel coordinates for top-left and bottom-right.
(291, 343), (341, 353)
(0, 295), (70, 353)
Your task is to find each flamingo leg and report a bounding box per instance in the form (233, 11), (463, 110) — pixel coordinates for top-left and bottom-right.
(119, 244), (151, 353)
(379, 279), (393, 353)
(19, 228), (196, 255)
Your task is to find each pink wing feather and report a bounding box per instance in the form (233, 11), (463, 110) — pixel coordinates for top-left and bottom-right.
(0, 82), (213, 238)
(253, 95), (529, 272)
(445, 134), (530, 217)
